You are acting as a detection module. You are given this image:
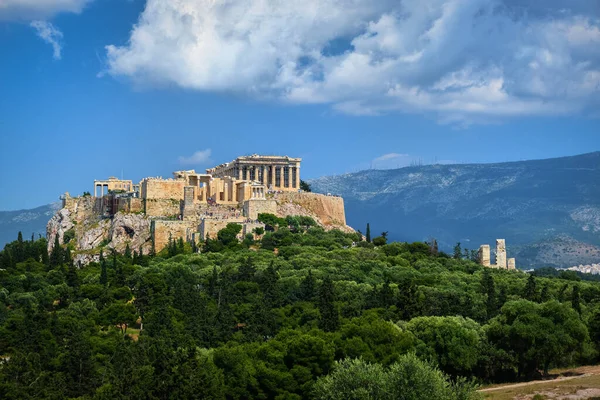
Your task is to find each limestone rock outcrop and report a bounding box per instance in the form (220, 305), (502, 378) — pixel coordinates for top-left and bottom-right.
(274, 192), (353, 233)
(48, 196), (153, 260)
(47, 208), (75, 249)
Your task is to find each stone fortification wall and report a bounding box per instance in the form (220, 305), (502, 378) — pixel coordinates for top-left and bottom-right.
(243, 222), (266, 239)
(200, 218), (245, 241)
(142, 179), (186, 200)
(117, 197), (143, 213)
(144, 198), (182, 218)
(273, 192), (350, 231)
(244, 199), (277, 220)
(152, 220), (197, 252)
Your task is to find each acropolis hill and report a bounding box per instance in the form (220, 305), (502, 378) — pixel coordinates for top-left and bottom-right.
(47, 155), (351, 264)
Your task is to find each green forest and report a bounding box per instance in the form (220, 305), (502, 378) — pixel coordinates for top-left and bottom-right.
(1, 216), (600, 399)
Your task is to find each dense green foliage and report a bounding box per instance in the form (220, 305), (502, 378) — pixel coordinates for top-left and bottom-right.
(1, 221), (600, 399)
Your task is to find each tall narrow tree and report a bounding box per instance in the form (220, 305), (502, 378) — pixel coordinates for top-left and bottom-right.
(366, 223), (371, 243)
(318, 276), (339, 332)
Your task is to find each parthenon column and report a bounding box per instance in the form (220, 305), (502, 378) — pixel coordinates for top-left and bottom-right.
(277, 167), (283, 189)
(238, 167), (242, 180)
(287, 166), (293, 189)
(295, 165), (300, 189)
(269, 166), (274, 187)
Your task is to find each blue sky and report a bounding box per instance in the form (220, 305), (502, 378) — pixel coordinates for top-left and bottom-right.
(0, 0), (599, 211)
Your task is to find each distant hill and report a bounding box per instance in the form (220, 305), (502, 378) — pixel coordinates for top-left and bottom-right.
(0, 203), (61, 249)
(309, 152), (600, 269)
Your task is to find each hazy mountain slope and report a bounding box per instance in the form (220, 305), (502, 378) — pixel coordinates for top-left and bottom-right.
(0, 203), (61, 249)
(310, 152), (600, 269)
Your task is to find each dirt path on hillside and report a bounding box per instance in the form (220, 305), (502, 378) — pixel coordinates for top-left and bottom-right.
(479, 366), (600, 393)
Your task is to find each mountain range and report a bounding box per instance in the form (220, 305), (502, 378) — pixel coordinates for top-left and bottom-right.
(310, 152), (600, 269)
(1, 152), (599, 269)
(0, 202), (61, 248)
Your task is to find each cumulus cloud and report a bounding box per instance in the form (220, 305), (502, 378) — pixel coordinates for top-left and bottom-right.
(178, 149), (212, 165)
(0, 0), (91, 20)
(30, 20), (63, 59)
(104, 0), (600, 124)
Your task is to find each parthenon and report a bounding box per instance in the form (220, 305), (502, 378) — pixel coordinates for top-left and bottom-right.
(206, 154), (301, 191)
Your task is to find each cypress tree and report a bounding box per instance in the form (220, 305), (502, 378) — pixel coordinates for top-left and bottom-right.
(15, 231), (24, 263)
(572, 285), (581, 314)
(366, 223), (371, 243)
(124, 243), (132, 259)
(100, 250), (108, 286)
(318, 276), (339, 332)
(150, 236), (156, 257)
(50, 236), (63, 268)
(67, 261), (80, 288)
(208, 265), (219, 298)
(64, 246), (72, 266)
(177, 237), (185, 255)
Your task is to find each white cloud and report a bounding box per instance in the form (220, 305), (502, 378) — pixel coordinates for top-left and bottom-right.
(104, 0), (600, 124)
(178, 149), (212, 165)
(0, 0), (91, 20)
(30, 20), (63, 60)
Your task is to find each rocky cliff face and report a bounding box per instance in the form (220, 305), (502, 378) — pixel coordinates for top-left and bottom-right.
(47, 196), (152, 265)
(274, 192), (352, 232)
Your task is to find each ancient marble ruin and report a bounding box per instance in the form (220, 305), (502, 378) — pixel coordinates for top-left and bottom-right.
(478, 239), (516, 270)
(49, 155), (350, 263)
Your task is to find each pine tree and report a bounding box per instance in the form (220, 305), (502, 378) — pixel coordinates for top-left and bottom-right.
(318, 276), (339, 332)
(366, 223), (371, 243)
(524, 274), (537, 301)
(177, 238), (185, 255)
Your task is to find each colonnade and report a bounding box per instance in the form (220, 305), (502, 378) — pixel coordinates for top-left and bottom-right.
(237, 165), (300, 190)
